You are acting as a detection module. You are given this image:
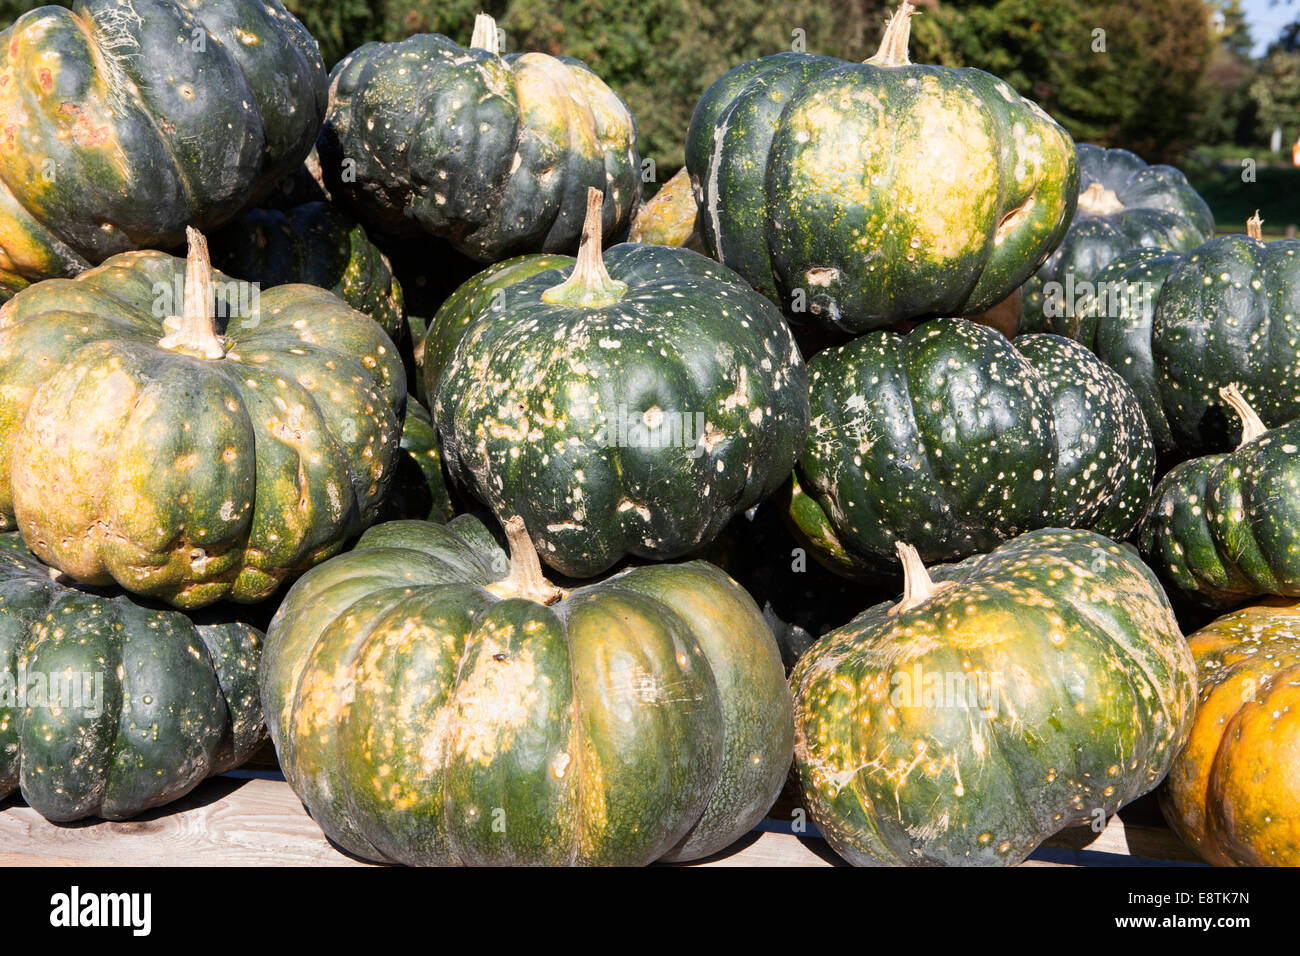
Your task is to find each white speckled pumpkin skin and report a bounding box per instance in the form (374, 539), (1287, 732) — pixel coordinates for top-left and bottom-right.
(434, 245), (810, 579)
(0, 534), (264, 822)
(319, 34), (640, 262)
(792, 528), (1196, 866)
(0, 251), (405, 609)
(792, 318), (1154, 576)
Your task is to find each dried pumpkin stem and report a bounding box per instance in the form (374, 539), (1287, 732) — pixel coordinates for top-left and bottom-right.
(541, 187), (628, 308)
(486, 516), (564, 605)
(1247, 211), (1263, 241)
(1219, 384), (1268, 447)
(867, 2), (917, 67)
(888, 541), (954, 616)
(158, 227), (226, 360)
(470, 12), (500, 55)
(1076, 182), (1125, 216)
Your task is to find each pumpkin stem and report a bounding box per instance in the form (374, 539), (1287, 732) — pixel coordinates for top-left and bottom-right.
(1247, 211), (1263, 241)
(470, 12), (500, 55)
(541, 187), (628, 308)
(888, 541), (954, 616)
(1219, 384), (1268, 447)
(486, 516), (564, 606)
(867, 2), (917, 67)
(1076, 182), (1125, 216)
(158, 227), (226, 360)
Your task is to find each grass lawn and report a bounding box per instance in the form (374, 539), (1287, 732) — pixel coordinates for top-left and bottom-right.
(1182, 149), (1300, 239)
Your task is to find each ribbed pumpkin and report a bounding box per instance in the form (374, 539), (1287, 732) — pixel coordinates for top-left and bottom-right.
(435, 190), (809, 579)
(0, 534), (264, 822)
(208, 201), (404, 343)
(1020, 144), (1214, 333)
(684, 2), (1077, 333)
(0, 230), (405, 609)
(1139, 386), (1300, 608)
(0, 0), (327, 297)
(628, 168), (705, 252)
(1161, 599), (1300, 866)
(792, 528), (1197, 866)
(792, 318), (1155, 576)
(318, 14), (640, 262)
(261, 514), (793, 866)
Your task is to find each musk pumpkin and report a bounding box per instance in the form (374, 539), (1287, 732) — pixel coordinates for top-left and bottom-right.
(0, 533), (264, 822)
(792, 528), (1197, 866)
(0, 229), (405, 609)
(1160, 599), (1300, 866)
(1139, 385), (1300, 608)
(791, 318), (1154, 576)
(1020, 144), (1213, 333)
(684, 2), (1077, 334)
(0, 0), (327, 298)
(261, 514), (793, 866)
(435, 189), (809, 579)
(318, 13), (640, 262)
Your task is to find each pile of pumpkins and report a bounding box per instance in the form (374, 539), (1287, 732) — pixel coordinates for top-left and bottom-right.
(0, 0), (1296, 867)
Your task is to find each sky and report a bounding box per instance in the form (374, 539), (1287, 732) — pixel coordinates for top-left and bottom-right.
(1241, 0), (1298, 54)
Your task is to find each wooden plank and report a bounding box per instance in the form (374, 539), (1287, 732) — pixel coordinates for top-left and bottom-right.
(0, 774), (1201, 867)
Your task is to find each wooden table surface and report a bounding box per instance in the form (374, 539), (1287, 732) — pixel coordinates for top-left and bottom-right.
(0, 769), (1204, 867)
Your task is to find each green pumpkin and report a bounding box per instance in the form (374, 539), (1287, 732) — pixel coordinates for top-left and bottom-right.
(792, 318), (1154, 576)
(0, 534), (264, 822)
(420, 252), (573, 403)
(261, 514), (793, 866)
(435, 190), (809, 578)
(0, 230), (405, 609)
(377, 398), (457, 524)
(208, 201), (405, 343)
(792, 528), (1196, 866)
(1064, 215), (1300, 458)
(683, 3), (1077, 334)
(318, 14), (640, 262)
(1160, 599), (1300, 866)
(1139, 385), (1300, 608)
(0, 0), (327, 298)
(1020, 144), (1213, 334)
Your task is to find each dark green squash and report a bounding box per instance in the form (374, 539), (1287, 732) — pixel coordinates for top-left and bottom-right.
(435, 190), (809, 578)
(0, 230), (405, 609)
(1020, 144), (1213, 333)
(792, 317), (1154, 576)
(0, 0), (327, 297)
(684, 2), (1077, 333)
(792, 528), (1196, 866)
(0, 534), (264, 822)
(318, 14), (640, 262)
(376, 398), (457, 524)
(261, 514), (793, 866)
(1139, 385), (1300, 608)
(207, 201), (405, 343)
(1062, 214), (1300, 458)
(1160, 599), (1300, 866)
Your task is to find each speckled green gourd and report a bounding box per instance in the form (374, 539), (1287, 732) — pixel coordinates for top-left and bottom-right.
(0, 534), (264, 822)
(0, 230), (405, 609)
(1160, 599), (1300, 866)
(261, 514), (793, 866)
(0, 0), (327, 298)
(377, 399), (457, 524)
(684, 2), (1077, 333)
(435, 190), (809, 578)
(1139, 385), (1300, 608)
(318, 14), (639, 262)
(208, 201), (405, 342)
(1021, 144), (1213, 334)
(792, 317), (1154, 576)
(792, 528), (1196, 866)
